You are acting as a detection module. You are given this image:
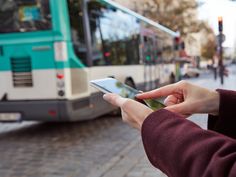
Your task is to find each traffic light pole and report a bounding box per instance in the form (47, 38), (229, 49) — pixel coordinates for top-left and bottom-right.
(218, 17), (224, 85)
(219, 32), (224, 85)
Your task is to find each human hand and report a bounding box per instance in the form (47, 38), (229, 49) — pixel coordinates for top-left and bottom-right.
(103, 93), (153, 130)
(136, 81), (220, 117)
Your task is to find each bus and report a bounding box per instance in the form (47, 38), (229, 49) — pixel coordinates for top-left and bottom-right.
(0, 0), (179, 122)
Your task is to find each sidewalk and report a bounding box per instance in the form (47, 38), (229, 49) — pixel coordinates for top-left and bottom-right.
(87, 136), (166, 177)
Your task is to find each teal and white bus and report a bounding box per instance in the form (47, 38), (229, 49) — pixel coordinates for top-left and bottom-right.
(0, 0), (179, 122)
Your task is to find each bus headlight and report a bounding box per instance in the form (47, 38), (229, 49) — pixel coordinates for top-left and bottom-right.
(54, 42), (68, 61)
(57, 81), (65, 88)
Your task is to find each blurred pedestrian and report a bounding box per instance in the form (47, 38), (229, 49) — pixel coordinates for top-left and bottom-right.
(212, 54), (219, 80)
(103, 81), (236, 177)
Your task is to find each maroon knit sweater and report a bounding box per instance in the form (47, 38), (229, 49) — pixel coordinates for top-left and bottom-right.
(141, 89), (236, 177)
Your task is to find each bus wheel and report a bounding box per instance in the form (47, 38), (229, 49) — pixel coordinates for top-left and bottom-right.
(169, 72), (176, 84)
(125, 78), (136, 89)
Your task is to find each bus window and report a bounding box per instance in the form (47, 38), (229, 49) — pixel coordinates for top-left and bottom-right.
(125, 34), (140, 65)
(88, 2), (140, 66)
(68, 0), (87, 66)
(0, 0), (51, 33)
(89, 7), (105, 66)
(143, 36), (154, 64)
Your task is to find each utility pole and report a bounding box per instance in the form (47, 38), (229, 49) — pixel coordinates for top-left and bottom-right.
(218, 16), (224, 85)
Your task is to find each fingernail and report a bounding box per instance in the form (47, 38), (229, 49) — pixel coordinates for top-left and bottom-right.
(103, 94), (109, 100)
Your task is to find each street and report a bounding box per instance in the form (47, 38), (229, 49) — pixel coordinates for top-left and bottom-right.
(0, 66), (236, 177)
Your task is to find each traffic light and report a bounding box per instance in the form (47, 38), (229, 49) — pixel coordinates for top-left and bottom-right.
(218, 16), (223, 32)
(174, 37), (180, 50)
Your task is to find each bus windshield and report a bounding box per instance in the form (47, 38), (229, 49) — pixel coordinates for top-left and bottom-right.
(0, 0), (52, 34)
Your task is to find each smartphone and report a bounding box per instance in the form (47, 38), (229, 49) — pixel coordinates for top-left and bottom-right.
(90, 78), (165, 111)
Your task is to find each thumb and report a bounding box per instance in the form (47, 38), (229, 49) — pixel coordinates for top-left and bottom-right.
(103, 93), (127, 107)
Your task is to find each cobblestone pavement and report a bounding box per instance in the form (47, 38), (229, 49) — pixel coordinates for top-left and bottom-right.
(0, 117), (141, 177)
(0, 66), (236, 177)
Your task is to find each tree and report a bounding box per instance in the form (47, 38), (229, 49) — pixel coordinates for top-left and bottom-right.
(140, 0), (216, 58)
(201, 38), (216, 59)
(141, 0), (209, 37)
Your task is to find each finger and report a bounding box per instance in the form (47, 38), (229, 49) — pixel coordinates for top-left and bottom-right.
(136, 83), (180, 99)
(103, 93), (127, 107)
(121, 99), (144, 112)
(164, 95), (178, 106)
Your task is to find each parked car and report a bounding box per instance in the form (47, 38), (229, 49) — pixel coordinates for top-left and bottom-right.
(181, 63), (200, 78)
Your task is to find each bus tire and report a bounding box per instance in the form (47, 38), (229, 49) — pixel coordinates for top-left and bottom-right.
(125, 78), (136, 89)
(169, 72), (176, 84)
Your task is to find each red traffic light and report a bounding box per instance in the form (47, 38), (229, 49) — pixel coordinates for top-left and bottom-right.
(174, 37), (180, 43)
(174, 37), (180, 50)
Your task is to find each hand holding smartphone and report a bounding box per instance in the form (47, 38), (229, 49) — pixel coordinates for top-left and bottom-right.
(90, 78), (165, 111)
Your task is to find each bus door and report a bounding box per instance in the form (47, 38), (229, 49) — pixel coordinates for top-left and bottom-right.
(141, 29), (157, 91)
(89, 8), (106, 66)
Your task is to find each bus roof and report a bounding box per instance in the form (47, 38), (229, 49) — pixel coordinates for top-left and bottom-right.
(99, 0), (180, 37)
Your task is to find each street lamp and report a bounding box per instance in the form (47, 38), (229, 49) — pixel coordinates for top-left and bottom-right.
(218, 16), (223, 32)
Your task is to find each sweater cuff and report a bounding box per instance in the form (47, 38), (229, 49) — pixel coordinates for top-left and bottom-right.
(207, 89), (236, 139)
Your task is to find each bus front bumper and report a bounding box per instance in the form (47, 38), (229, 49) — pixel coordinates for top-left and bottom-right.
(0, 98), (92, 122)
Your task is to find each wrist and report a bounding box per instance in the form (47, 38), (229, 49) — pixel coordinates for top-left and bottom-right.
(138, 109), (153, 129)
(208, 91), (220, 116)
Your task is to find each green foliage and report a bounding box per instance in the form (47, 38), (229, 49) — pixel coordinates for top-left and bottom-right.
(141, 0), (216, 58)
(142, 0), (210, 37)
(201, 38), (216, 59)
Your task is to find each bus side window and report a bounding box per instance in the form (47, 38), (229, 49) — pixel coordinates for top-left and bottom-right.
(0, 0), (51, 33)
(89, 7), (106, 66)
(89, 3), (140, 66)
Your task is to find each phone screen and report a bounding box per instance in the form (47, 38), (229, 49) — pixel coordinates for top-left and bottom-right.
(90, 78), (165, 111)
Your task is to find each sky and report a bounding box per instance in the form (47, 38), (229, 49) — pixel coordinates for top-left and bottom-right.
(198, 0), (236, 48)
